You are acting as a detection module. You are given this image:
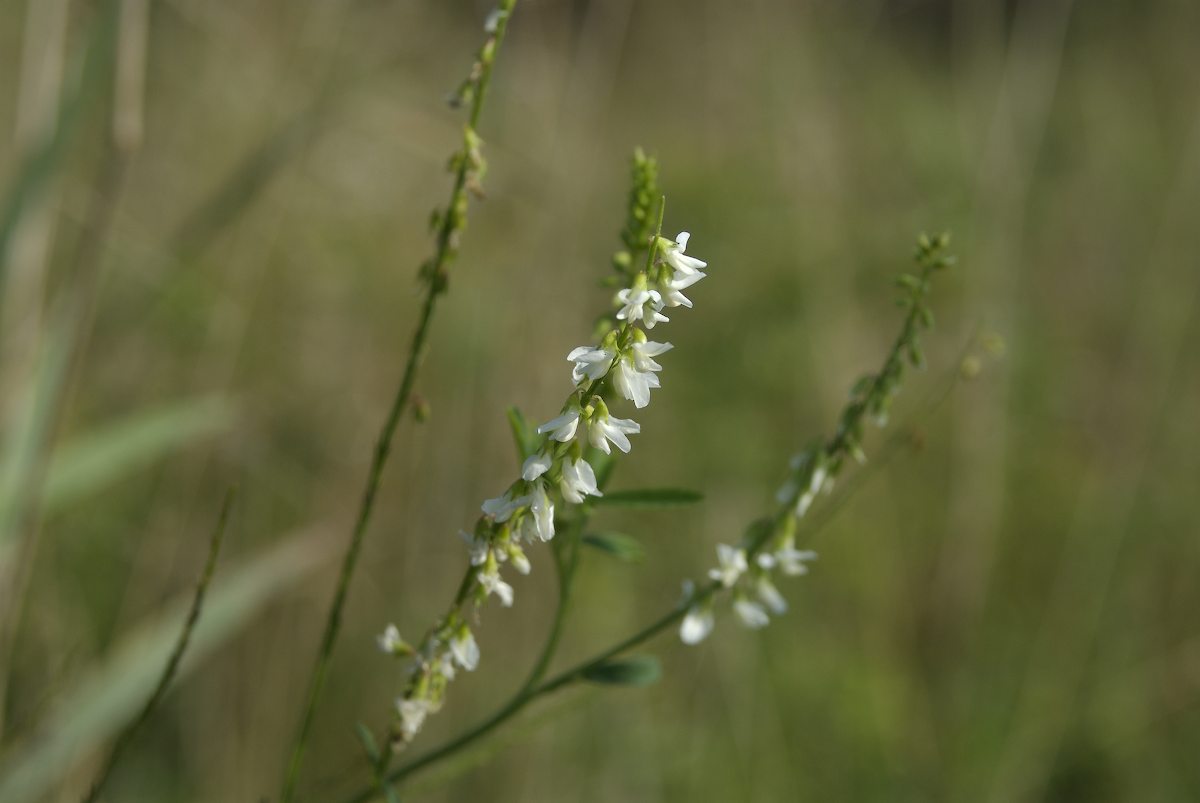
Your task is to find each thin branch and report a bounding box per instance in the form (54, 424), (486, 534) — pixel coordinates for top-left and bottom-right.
(82, 489), (235, 803)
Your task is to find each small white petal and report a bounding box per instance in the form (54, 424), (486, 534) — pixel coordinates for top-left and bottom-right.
(522, 452), (553, 481)
(733, 597), (770, 629)
(450, 628), (480, 671)
(756, 575), (788, 615)
(458, 530), (490, 565)
(537, 410), (580, 442)
(680, 605), (715, 645)
(376, 624), (403, 654)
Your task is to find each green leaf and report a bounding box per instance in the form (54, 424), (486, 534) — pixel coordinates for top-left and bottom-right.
(582, 655), (661, 687)
(505, 406), (539, 463)
(593, 488), (703, 509)
(582, 531), (644, 563)
(0, 309), (75, 545)
(40, 396), (233, 512)
(355, 722), (381, 764)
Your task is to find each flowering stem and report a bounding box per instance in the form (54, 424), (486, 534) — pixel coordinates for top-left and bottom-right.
(518, 510), (585, 693)
(278, 5), (517, 800)
(337, 237), (958, 802)
(746, 234), (953, 560)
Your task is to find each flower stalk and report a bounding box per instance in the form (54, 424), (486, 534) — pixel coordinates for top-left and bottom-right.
(678, 232), (954, 642)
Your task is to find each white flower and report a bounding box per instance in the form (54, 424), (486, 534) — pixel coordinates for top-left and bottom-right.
(658, 270), (704, 308)
(755, 574), (788, 614)
(481, 491), (523, 522)
(537, 410), (580, 442)
(587, 410), (640, 454)
(679, 580), (714, 645)
(613, 355), (661, 409)
(396, 698), (430, 741)
(450, 626), (480, 672)
(478, 564), (514, 606)
(680, 590), (715, 645)
(377, 624), (405, 655)
(616, 287), (669, 328)
(811, 465), (828, 494)
(559, 457), (602, 504)
(436, 651), (456, 681)
(506, 542), (531, 574)
(733, 596), (770, 629)
(795, 465), (828, 518)
(459, 529), (490, 566)
(659, 231), (708, 278)
(522, 451), (553, 481)
(523, 480), (555, 542)
(484, 7), (507, 33)
(708, 543), (748, 588)
(629, 339), (672, 372)
(567, 346), (614, 385)
(775, 546), (818, 576)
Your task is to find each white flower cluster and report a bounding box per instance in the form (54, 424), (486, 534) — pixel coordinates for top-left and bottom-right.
(375, 617), (481, 740)
(384, 231), (708, 744)
(679, 449), (822, 645)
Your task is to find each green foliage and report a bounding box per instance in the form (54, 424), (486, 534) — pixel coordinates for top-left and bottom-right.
(581, 655), (661, 687)
(0, 310), (75, 547)
(41, 396), (233, 512)
(581, 531), (645, 562)
(505, 406), (539, 463)
(355, 722), (381, 765)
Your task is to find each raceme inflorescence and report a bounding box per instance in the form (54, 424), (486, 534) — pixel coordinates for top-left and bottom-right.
(376, 201), (710, 748)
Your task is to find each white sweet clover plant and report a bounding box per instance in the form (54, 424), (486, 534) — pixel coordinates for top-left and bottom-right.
(376, 155), (709, 748)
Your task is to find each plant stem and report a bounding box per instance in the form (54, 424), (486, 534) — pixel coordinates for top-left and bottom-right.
(82, 489), (234, 803)
(278, 5), (517, 800)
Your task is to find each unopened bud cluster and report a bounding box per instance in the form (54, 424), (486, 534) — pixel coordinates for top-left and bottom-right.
(419, 2), (514, 292)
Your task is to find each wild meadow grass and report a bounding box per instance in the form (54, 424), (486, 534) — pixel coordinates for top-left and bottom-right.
(1, 2), (1199, 802)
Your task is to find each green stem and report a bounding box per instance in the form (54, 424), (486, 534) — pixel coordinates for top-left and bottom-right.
(332, 588), (710, 803)
(518, 509), (584, 694)
(278, 5), (517, 800)
(83, 490), (234, 803)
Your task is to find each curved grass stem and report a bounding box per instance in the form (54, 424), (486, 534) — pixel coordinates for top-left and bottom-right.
(82, 489), (235, 803)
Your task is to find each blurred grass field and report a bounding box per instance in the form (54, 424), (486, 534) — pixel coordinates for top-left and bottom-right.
(2, 0), (1199, 801)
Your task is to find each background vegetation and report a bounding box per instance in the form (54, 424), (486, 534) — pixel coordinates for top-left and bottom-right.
(1, 0), (1198, 801)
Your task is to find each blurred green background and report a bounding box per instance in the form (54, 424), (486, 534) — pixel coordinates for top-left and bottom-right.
(1, 0), (1199, 801)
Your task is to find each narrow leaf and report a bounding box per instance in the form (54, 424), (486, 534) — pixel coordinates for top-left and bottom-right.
(355, 722), (381, 764)
(592, 488), (703, 509)
(581, 655), (661, 687)
(41, 396), (233, 512)
(505, 406), (539, 463)
(582, 531), (644, 563)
